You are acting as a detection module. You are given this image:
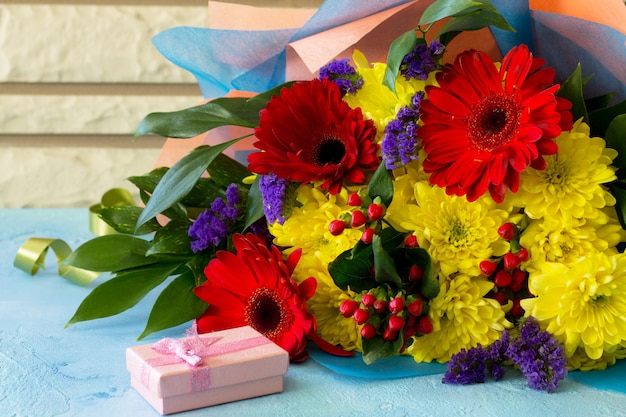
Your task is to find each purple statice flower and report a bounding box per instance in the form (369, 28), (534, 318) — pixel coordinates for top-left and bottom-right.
(188, 183), (241, 252)
(506, 317), (568, 393)
(381, 92), (424, 169)
(400, 40), (445, 81)
(258, 173), (291, 225)
(443, 345), (489, 385)
(487, 330), (510, 381)
(319, 58), (364, 95)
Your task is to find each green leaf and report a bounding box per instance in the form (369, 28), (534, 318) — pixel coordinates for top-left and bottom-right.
(605, 114), (626, 178)
(383, 30), (418, 92)
(206, 153), (251, 188)
(135, 139), (243, 231)
(138, 270), (208, 339)
(361, 332), (405, 364)
(585, 92), (616, 114)
(328, 247), (376, 293)
(245, 175), (265, 229)
(63, 235), (154, 271)
(436, 9), (515, 42)
(556, 64), (589, 124)
(367, 163), (394, 207)
(609, 181), (626, 229)
(146, 220), (193, 258)
(65, 263), (180, 326)
(589, 99), (626, 139)
(404, 248), (439, 299)
(372, 235), (403, 287)
(127, 167), (168, 195)
(419, 0), (482, 25)
(179, 177), (225, 208)
(97, 206), (160, 235)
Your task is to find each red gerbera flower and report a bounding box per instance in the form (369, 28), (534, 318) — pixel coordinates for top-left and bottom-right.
(418, 44), (573, 203)
(194, 233), (316, 362)
(247, 78), (379, 195)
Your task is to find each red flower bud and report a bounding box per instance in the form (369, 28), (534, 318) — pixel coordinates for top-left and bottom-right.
(373, 299), (388, 314)
(388, 315), (406, 332)
(361, 228), (376, 244)
(347, 193), (362, 207)
(328, 219), (346, 236)
(479, 260), (498, 277)
(361, 293), (375, 307)
(404, 234), (419, 248)
(503, 252), (521, 270)
(494, 269), (512, 288)
(382, 327), (398, 341)
(492, 292), (507, 305)
(388, 297), (404, 314)
(510, 298), (524, 317)
(409, 265), (424, 281)
(516, 247), (530, 262)
(353, 308), (370, 325)
(416, 316), (433, 335)
(407, 299), (423, 316)
(339, 299), (359, 318)
(360, 323), (376, 339)
(350, 210), (367, 228)
(512, 268), (527, 284)
(367, 203), (385, 221)
(497, 222), (516, 240)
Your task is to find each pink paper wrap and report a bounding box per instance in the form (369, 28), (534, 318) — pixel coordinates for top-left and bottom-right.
(126, 326), (289, 415)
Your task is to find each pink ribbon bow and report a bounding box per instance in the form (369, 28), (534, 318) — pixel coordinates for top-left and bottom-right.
(150, 323), (222, 367)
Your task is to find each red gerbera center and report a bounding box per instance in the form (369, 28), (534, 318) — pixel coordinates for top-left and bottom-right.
(309, 136), (347, 166)
(244, 287), (292, 339)
(468, 94), (521, 152)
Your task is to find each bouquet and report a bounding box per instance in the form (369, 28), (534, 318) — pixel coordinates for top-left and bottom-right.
(44, 0), (626, 392)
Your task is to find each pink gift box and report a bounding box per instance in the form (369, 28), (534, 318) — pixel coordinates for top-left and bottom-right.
(126, 326), (289, 415)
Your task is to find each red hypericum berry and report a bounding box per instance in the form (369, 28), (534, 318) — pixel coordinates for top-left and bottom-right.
(353, 308), (370, 325)
(339, 299), (359, 318)
(347, 193), (362, 207)
(382, 327), (398, 341)
(494, 269), (512, 288)
(360, 323), (377, 339)
(388, 315), (406, 332)
(404, 326), (417, 339)
(409, 265), (424, 281)
(350, 210), (367, 228)
(361, 293), (375, 307)
(492, 292), (507, 305)
(407, 299), (423, 316)
(479, 260), (498, 277)
(367, 203), (385, 221)
(388, 297), (404, 314)
(328, 219), (346, 236)
(404, 234), (419, 248)
(516, 247), (530, 262)
(498, 222), (516, 240)
(416, 316), (433, 334)
(503, 252), (521, 270)
(373, 299), (388, 314)
(510, 298), (524, 317)
(361, 228), (375, 244)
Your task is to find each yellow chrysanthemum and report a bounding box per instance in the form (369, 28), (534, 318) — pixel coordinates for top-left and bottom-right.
(343, 50), (436, 143)
(405, 274), (511, 363)
(269, 185), (362, 261)
(521, 252), (626, 360)
(292, 256), (361, 351)
(508, 119), (617, 223)
(566, 344), (624, 371)
(387, 181), (512, 276)
(520, 213), (626, 271)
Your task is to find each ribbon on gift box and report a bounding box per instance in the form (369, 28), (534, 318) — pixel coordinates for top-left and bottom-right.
(139, 327), (274, 394)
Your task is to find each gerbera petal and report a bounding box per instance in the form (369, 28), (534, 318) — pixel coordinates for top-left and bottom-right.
(298, 277), (318, 301)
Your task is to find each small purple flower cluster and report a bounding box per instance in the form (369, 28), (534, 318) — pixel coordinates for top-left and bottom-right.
(318, 58), (364, 95)
(443, 317), (567, 392)
(258, 173), (289, 225)
(400, 40), (444, 81)
(188, 183), (240, 252)
(381, 91), (424, 170)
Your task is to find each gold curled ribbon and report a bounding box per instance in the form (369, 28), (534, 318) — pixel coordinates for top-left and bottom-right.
(89, 188), (136, 236)
(14, 237), (100, 286)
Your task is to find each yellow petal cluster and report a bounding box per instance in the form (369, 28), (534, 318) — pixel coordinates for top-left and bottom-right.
(508, 120), (617, 224)
(387, 181), (512, 276)
(406, 274), (511, 362)
(521, 252), (626, 360)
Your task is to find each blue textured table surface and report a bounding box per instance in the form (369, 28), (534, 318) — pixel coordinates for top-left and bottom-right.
(2, 208), (626, 417)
